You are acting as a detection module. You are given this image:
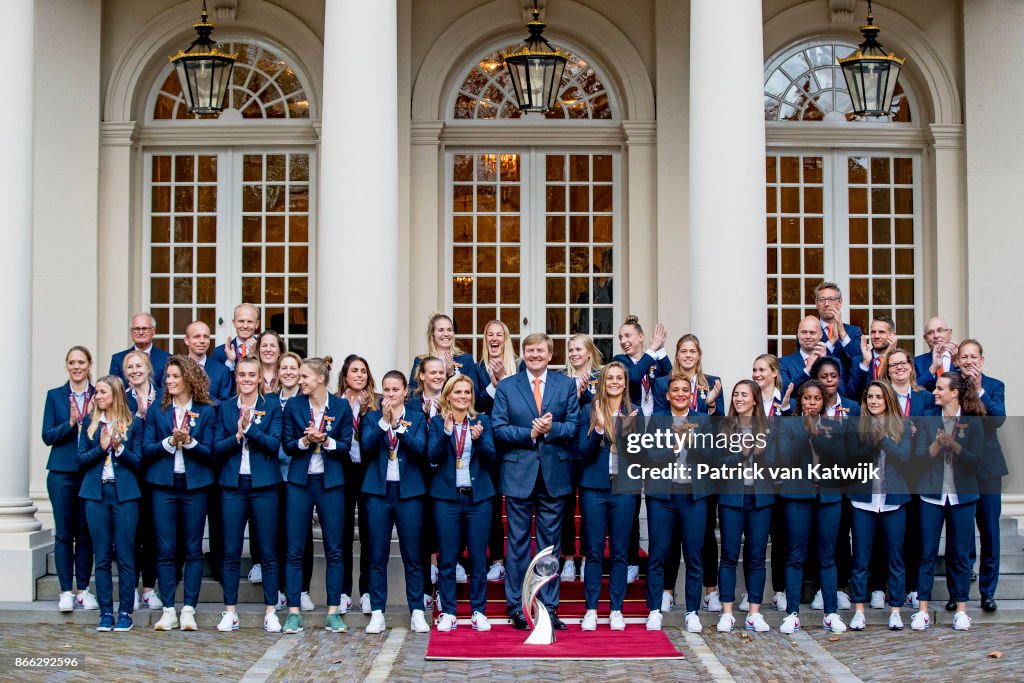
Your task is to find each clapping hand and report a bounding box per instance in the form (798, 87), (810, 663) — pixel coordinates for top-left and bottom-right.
(470, 421), (484, 440)
(781, 382), (795, 407)
(237, 408), (251, 440)
(100, 424), (112, 451)
(650, 322), (668, 352)
(224, 337), (237, 363)
(706, 379), (722, 410)
(488, 359), (506, 385)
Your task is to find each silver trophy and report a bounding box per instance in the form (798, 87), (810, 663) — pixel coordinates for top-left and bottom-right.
(521, 545), (559, 645)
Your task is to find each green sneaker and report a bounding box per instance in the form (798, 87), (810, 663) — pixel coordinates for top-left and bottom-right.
(325, 613), (348, 633)
(283, 613), (304, 634)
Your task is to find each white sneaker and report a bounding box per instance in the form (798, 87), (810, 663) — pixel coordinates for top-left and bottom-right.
(180, 605), (198, 631)
(626, 565), (640, 584)
(888, 611), (904, 631)
(217, 611), (239, 632)
(952, 611), (971, 631)
(685, 610), (703, 633)
(455, 564), (468, 584)
(811, 590), (824, 610)
(609, 610), (626, 631)
(423, 594), (435, 611)
(745, 613), (770, 632)
(910, 610), (930, 631)
(435, 613), (457, 632)
(58, 591), (75, 612)
(646, 609), (663, 631)
(780, 613), (801, 634)
(824, 613), (847, 633)
(703, 591), (723, 612)
(430, 564), (439, 584)
(472, 611), (491, 631)
(360, 593), (372, 614)
(560, 560), (576, 582)
(410, 609), (430, 633)
(248, 563), (263, 584)
(849, 610), (866, 631)
(661, 592), (674, 613)
(738, 593), (750, 611)
(716, 613), (735, 632)
(264, 612), (282, 633)
(142, 590), (163, 610)
(870, 590), (886, 609)
(77, 590), (99, 610)
(300, 592), (315, 611)
(905, 591), (919, 609)
(154, 606), (178, 631)
(134, 590), (140, 612)
(772, 591), (787, 612)
(366, 610), (386, 634)
(837, 591), (852, 610)
(276, 592), (287, 610)
(486, 562), (505, 582)
(581, 609), (598, 631)
(339, 594), (352, 614)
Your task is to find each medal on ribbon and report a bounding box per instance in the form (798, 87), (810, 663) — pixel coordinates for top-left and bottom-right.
(453, 417), (469, 469)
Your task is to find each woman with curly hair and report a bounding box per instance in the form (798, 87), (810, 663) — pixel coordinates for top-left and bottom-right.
(142, 355), (217, 632)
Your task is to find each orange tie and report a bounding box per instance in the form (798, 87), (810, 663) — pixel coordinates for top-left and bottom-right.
(533, 378), (543, 415)
(826, 324), (833, 339)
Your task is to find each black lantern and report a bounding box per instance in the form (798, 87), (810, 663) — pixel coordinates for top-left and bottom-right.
(169, 0), (237, 114)
(838, 0), (905, 118)
(503, 2), (569, 114)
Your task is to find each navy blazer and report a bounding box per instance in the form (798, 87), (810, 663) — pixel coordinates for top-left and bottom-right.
(706, 421), (778, 508)
(822, 322), (862, 378)
(201, 358), (233, 403)
(777, 416), (848, 502)
(492, 370), (580, 499)
(914, 414), (984, 503)
(845, 352), (888, 404)
(644, 411), (711, 500)
(281, 394), (354, 489)
(408, 353), (487, 398)
(779, 351), (813, 393)
(427, 414), (496, 503)
(841, 419), (914, 506)
(652, 373), (724, 415)
(576, 405), (642, 493)
(611, 353), (672, 409)
(914, 352), (938, 391)
(977, 374), (1008, 480)
(77, 415), (144, 502)
(361, 407), (428, 498)
(213, 394), (283, 489)
(42, 382), (94, 473)
(110, 346), (170, 389)
(898, 387), (935, 417)
(125, 385), (163, 417)
(565, 369), (601, 409)
(141, 401), (218, 489)
(824, 396), (861, 420)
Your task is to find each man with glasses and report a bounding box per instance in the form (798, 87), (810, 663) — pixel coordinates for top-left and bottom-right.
(915, 317), (958, 391)
(109, 312), (170, 387)
(813, 282), (863, 382)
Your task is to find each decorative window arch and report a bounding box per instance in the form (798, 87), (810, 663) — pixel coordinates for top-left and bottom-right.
(451, 44), (614, 120)
(764, 39), (911, 122)
(151, 39), (311, 121)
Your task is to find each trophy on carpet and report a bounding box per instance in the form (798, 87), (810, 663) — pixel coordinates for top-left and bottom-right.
(522, 545), (559, 645)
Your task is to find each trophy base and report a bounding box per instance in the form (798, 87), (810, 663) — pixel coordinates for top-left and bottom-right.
(523, 607), (556, 645)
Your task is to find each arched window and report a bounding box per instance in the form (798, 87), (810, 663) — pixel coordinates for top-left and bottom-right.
(144, 38), (315, 356)
(764, 40), (911, 122)
(152, 41), (310, 120)
(763, 40), (921, 357)
(444, 44), (619, 365)
(452, 45), (613, 120)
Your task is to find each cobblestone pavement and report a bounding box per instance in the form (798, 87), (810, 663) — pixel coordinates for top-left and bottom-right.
(2, 620), (1022, 682)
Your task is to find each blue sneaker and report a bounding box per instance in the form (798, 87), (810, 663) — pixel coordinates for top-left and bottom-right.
(114, 613), (133, 632)
(97, 613), (115, 632)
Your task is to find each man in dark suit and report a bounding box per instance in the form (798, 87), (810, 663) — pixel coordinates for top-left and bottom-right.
(845, 314), (898, 402)
(211, 303), (261, 373)
(779, 315), (828, 393)
(813, 281), (862, 378)
(492, 332), (580, 630)
(109, 312), (170, 388)
(915, 316), (958, 390)
(183, 320), (232, 403)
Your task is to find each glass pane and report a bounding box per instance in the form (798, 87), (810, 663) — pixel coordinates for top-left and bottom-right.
(871, 219), (891, 244)
(477, 216), (496, 242)
(870, 157), (890, 184)
(848, 156), (868, 184)
(478, 246), (496, 273)
(501, 216), (520, 242)
(593, 155), (612, 182)
(290, 216), (308, 242)
(849, 188), (867, 214)
(500, 247), (520, 273)
(871, 188), (890, 214)
(546, 186), (566, 212)
(500, 186), (520, 212)
(546, 155), (565, 182)
(781, 187), (800, 213)
(849, 217), (868, 244)
(593, 185), (613, 212)
(546, 216), (565, 242)
(266, 215), (286, 242)
(570, 216), (589, 243)
(569, 155), (589, 181)
(570, 186), (589, 212)
(153, 156), (172, 183)
(151, 216), (170, 243)
(593, 216), (612, 242)
(780, 157), (800, 183)
(453, 216), (472, 242)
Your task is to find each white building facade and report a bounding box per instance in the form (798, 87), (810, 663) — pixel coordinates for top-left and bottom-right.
(1, 0), (1020, 600)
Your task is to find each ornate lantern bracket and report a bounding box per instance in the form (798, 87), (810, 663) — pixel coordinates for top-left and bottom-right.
(838, 0), (906, 118)
(503, 1), (569, 114)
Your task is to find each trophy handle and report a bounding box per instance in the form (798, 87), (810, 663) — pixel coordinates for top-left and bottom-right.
(523, 603), (555, 645)
(521, 545), (557, 645)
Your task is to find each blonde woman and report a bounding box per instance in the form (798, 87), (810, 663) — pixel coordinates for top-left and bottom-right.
(408, 312), (487, 396)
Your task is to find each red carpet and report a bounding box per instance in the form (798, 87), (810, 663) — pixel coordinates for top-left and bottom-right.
(425, 624), (683, 660)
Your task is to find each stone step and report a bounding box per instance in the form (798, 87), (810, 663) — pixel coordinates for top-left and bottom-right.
(4, 599), (1024, 629)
